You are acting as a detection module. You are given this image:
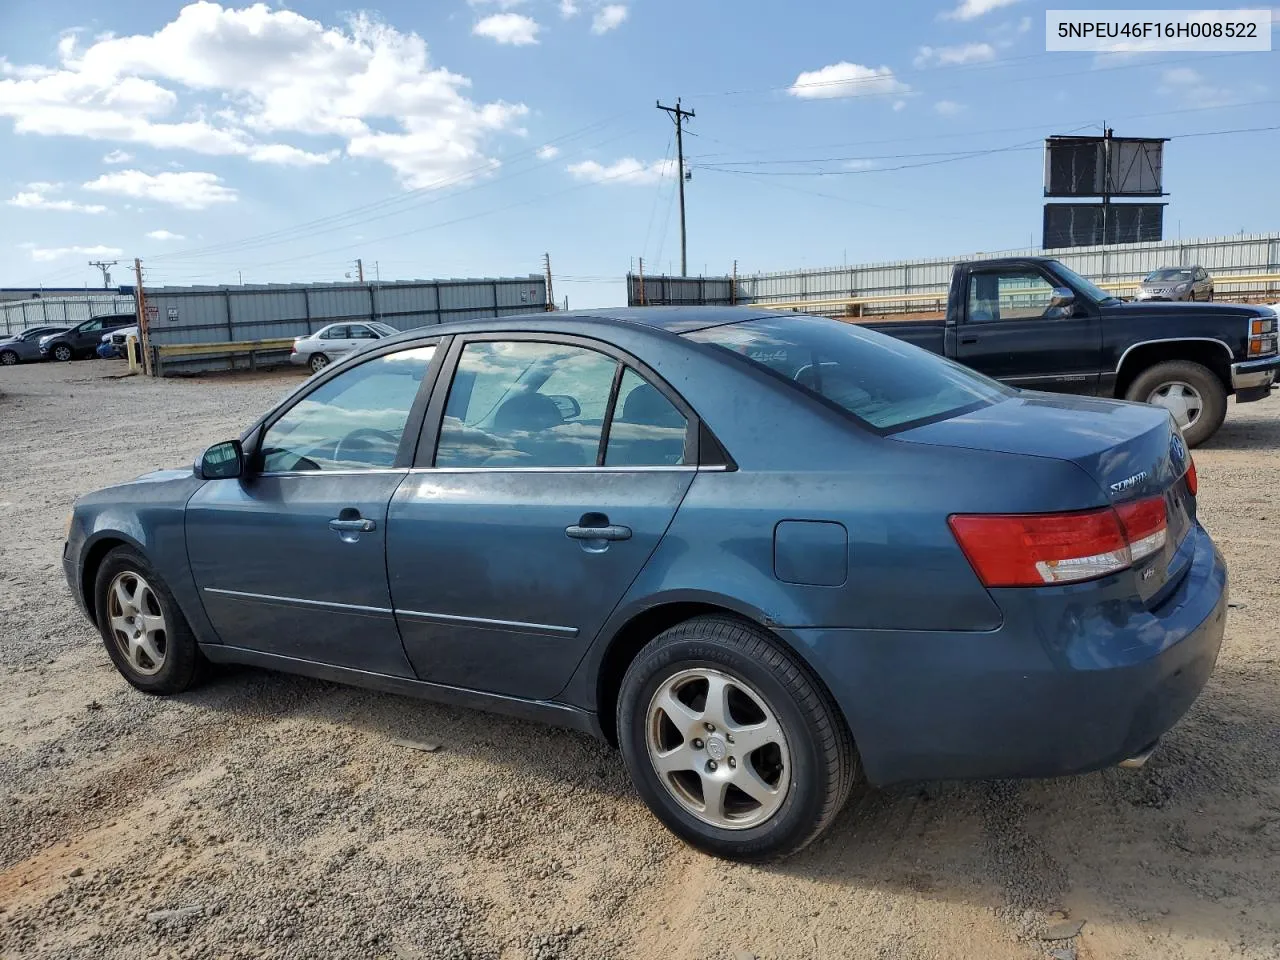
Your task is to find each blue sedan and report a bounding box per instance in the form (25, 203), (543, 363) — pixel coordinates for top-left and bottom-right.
(62, 308), (1226, 860)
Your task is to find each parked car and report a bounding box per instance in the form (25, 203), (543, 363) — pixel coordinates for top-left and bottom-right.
(63, 308), (1226, 860)
(0, 325), (69, 365)
(291, 321), (399, 374)
(860, 256), (1277, 446)
(40, 314), (137, 361)
(1136, 266), (1214, 302)
(102, 325), (139, 358)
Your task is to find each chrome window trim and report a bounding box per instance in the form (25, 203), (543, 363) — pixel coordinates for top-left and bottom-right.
(1115, 337), (1234, 373)
(405, 465), (700, 475)
(256, 467), (410, 479)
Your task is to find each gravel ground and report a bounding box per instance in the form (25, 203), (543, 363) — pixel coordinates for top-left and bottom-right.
(1, 359), (1278, 960)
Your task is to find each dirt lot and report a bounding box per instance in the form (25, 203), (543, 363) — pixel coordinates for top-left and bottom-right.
(1, 359), (1278, 960)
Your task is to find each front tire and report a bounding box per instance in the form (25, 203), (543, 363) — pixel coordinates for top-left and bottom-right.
(1125, 359), (1227, 448)
(0, 350), (17, 366)
(309, 352), (330, 374)
(52, 344), (73, 362)
(617, 615), (859, 861)
(93, 546), (206, 695)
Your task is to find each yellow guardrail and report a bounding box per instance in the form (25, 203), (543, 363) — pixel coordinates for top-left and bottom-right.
(752, 272), (1280, 313)
(153, 337), (297, 357)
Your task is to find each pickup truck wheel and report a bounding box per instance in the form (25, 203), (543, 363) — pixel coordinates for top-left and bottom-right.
(94, 545), (207, 695)
(616, 615), (860, 861)
(1126, 360), (1226, 448)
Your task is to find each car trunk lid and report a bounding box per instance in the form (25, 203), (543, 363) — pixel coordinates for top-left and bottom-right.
(894, 391), (1196, 603)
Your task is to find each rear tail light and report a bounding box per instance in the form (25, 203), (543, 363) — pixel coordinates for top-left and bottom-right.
(949, 495), (1167, 587)
(1185, 458), (1198, 496)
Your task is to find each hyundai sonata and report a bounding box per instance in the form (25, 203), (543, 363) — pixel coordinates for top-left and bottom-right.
(62, 308), (1227, 860)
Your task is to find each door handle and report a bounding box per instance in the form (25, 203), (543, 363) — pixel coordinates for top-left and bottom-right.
(960, 335), (979, 344)
(565, 524), (631, 541)
(329, 518), (376, 532)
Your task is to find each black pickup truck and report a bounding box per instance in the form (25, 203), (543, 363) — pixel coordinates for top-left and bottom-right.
(863, 256), (1279, 446)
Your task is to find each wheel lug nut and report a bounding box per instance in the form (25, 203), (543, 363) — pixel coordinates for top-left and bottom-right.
(707, 760), (717, 772)
(704, 722), (715, 732)
(728, 757), (736, 768)
(692, 738), (704, 749)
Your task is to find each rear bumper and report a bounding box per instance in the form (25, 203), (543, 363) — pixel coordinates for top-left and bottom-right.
(288, 352), (307, 366)
(791, 523), (1227, 785)
(1232, 355), (1279, 396)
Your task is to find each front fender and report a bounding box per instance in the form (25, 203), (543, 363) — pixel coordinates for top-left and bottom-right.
(67, 473), (220, 645)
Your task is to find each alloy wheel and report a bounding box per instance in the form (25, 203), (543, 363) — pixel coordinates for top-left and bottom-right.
(310, 354), (328, 373)
(645, 667), (792, 830)
(53, 345), (72, 361)
(1147, 380), (1203, 429)
(106, 571), (168, 676)
(0, 351), (16, 365)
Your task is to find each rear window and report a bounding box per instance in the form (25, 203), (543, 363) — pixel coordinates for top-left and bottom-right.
(686, 316), (1010, 432)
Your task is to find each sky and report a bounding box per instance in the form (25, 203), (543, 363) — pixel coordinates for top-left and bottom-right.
(0, 1), (1276, 306)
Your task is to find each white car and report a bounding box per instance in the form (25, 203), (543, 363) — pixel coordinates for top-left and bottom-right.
(290, 321), (399, 374)
(101, 325), (139, 358)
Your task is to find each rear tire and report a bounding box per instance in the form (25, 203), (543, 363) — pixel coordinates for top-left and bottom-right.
(309, 353), (330, 374)
(0, 350), (17, 366)
(94, 545), (206, 695)
(1125, 360), (1227, 448)
(52, 344), (73, 362)
(617, 615), (860, 861)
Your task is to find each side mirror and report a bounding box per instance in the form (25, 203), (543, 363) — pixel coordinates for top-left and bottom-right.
(195, 439), (244, 480)
(1048, 286), (1076, 317)
(547, 394), (581, 420)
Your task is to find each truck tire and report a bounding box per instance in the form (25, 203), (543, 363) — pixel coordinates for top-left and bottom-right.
(1125, 360), (1227, 448)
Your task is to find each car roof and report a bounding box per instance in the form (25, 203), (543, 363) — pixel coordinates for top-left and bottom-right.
(382, 306), (782, 343)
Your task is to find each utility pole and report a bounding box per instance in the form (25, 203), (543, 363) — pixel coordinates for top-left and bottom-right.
(656, 98), (694, 277)
(134, 258), (151, 377)
(543, 252), (555, 311)
(88, 259), (119, 289)
(1101, 125), (1113, 246)
(637, 256), (646, 306)
(356, 258), (365, 283)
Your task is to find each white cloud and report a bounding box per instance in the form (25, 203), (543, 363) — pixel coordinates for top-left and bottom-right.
(536, 144), (560, 160)
(934, 99), (966, 115)
(0, 3), (529, 188)
(468, 0), (527, 7)
(1156, 67), (1258, 108)
(844, 159), (877, 171)
(566, 156), (675, 185)
(941, 0), (1021, 21)
(26, 243), (123, 262)
(7, 182), (108, 213)
(788, 62), (910, 100)
(83, 169), (237, 210)
(145, 229), (185, 240)
(893, 99), (908, 111)
(1017, 15), (1032, 32)
(249, 143), (337, 166)
(103, 149), (133, 164)
(559, 0), (580, 16)
(591, 5), (628, 33)
(473, 13), (541, 45)
(914, 42), (996, 67)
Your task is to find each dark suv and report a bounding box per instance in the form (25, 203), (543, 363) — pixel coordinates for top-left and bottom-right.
(40, 314), (137, 362)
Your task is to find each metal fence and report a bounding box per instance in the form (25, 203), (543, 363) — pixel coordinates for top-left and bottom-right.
(1, 296), (136, 337)
(628, 232), (1280, 312)
(144, 276), (549, 375)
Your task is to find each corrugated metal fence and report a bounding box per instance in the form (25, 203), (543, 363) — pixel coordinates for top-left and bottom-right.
(1, 296), (136, 337)
(144, 275), (548, 374)
(628, 232), (1280, 310)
